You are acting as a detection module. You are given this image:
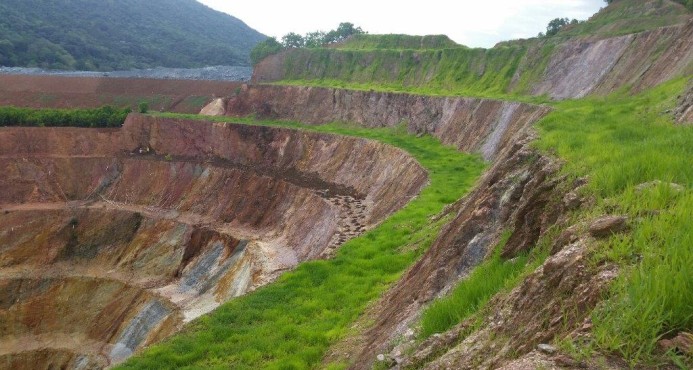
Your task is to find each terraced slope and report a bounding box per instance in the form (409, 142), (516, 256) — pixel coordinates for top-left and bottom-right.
(253, 1), (692, 100)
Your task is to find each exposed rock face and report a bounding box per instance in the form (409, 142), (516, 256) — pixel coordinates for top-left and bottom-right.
(225, 85), (550, 160)
(0, 114), (427, 368)
(222, 86), (607, 369)
(675, 82), (693, 124)
(331, 136), (618, 369)
(533, 20), (693, 99)
(411, 240), (618, 370)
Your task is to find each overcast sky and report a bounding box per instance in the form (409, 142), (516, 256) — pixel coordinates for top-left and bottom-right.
(197, 0), (606, 48)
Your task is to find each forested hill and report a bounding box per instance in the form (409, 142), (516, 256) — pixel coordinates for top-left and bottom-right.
(0, 0), (266, 70)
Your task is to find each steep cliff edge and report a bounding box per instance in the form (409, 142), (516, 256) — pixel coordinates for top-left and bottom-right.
(0, 115), (427, 368)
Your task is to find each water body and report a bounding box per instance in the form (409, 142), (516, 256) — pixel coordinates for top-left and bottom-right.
(0, 65), (252, 81)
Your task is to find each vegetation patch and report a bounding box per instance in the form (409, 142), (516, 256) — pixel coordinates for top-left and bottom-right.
(0, 105), (130, 127)
(536, 78), (693, 366)
(333, 34), (462, 50)
(273, 46), (537, 99)
(118, 116), (486, 369)
(0, 0), (265, 70)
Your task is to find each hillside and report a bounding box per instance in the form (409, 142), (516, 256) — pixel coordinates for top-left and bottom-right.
(0, 0), (266, 70)
(253, 0), (692, 100)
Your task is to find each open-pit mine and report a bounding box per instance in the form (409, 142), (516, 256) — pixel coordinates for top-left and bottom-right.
(0, 114), (427, 368)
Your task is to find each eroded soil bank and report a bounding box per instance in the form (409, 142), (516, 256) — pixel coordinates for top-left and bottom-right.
(0, 114), (427, 368)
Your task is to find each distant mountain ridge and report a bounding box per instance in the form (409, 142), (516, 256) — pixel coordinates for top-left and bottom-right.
(0, 0), (266, 71)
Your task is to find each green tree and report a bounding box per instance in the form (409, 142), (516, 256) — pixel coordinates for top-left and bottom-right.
(249, 37), (283, 65)
(304, 31), (327, 48)
(324, 22), (365, 44)
(281, 32), (304, 48)
(546, 17), (573, 36)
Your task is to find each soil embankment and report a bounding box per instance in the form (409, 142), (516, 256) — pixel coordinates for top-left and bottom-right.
(0, 114), (427, 368)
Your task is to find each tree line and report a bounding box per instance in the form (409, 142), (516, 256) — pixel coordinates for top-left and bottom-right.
(251, 22), (365, 65)
(0, 106), (131, 127)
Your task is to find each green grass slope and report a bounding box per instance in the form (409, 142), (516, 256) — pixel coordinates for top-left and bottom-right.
(257, 0), (690, 101)
(411, 79), (693, 368)
(0, 0), (266, 70)
(536, 79), (693, 366)
(274, 45), (534, 99)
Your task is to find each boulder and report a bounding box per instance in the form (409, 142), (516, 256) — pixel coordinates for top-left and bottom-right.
(589, 216), (628, 238)
(200, 98), (226, 116)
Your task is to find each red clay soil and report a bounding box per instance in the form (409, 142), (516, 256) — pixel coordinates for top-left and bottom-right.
(0, 75), (243, 113)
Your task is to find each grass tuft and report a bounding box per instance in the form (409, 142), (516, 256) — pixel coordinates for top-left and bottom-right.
(418, 231), (528, 338)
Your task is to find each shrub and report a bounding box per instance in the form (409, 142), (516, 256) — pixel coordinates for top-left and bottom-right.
(138, 101), (149, 113)
(0, 105), (130, 127)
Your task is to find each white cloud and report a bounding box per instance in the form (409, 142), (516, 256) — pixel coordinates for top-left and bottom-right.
(198, 0), (605, 48)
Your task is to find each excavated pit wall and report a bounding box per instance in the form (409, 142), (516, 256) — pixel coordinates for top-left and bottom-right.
(224, 85), (551, 160)
(0, 114), (427, 368)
